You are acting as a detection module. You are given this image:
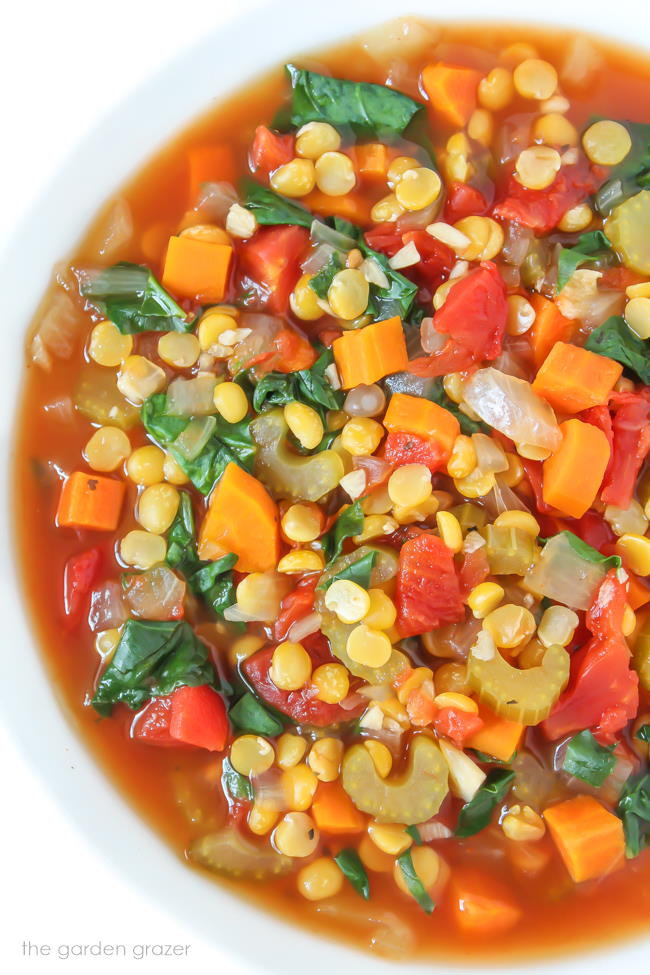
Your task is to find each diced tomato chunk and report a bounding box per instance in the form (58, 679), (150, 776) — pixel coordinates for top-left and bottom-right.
(433, 707), (484, 747)
(600, 390), (650, 509)
(396, 533), (464, 638)
(492, 161), (603, 234)
(239, 225), (309, 314)
(443, 182), (490, 224)
(250, 125), (295, 178)
(274, 576), (319, 642)
(63, 547), (102, 628)
(169, 685), (230, 751)
(383, 431), (448, 473)
(133, 695), (176, 746)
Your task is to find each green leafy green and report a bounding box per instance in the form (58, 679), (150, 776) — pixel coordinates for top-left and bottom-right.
(637, 724), (650, 743)
(562, 730), (617, 787)
(191, 554), (238, 618)
(229, 692), (285, 737)
(251, 347), (343, 421)
(166, 492), (198, 576)
(334, 849), (370, 899)
(557, 231), (613, 292)
(405, 825), (423, 845)
(222, 757), (253, 802)
(395, 850), (435, 914)
(428, 379), (488, 436)
(468, 749), (516, 766)
(286, 65), (422, 138)
(309, 252), (345, 299)
(455, 768), (515, 838)
(322, 499), (366, 563)
(92, 619), (215, 716)
(79, 262), (190, 334)
(547, 530), (622, 570)
(141, 394), (255, 495)
(593, 121), (650, 215)
(585, 315), (650, 385)
(241, 180), (313, 227)
(318, 550), (377, 591)
(616, 771), (650, 858)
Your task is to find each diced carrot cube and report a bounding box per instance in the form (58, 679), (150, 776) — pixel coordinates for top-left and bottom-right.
(449, 866), (522, 935)
(311, 781), (366, 834)
(384, 392), (460, 457)
(542, 419), (611, 519)
(57, 472), (125, 531)
(529, 295), (577, 368)
(162, 235), (232, 303)
(301, 189), (371, 225)
(465, 706), (524, 762)
(544, 795), (625, 883)
(333, 316), (408, 389)
(532, 341), (623, 414)
(421, 62), (481, 128)
(354, 143), (389, 181)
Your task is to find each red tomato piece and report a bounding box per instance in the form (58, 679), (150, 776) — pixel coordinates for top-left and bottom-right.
(250, 125), (295, 178)
(568, 510), (616, 553)
(383, 431), (448, 473)
(580, 404), (615, 493)
(268, 327), (317, 373)
(458, 545), (490, 598)
(433, 707), (484, 747)
(600, 390), (650, 509)
(63, 547), (102, 628)
(363, 225), (404, 255)
(408, 262), (507, 377)
(443, 181), (490, 224)
(402, 230), (455, 294)
(132, 695), (176, 746)
(396, 533), (464, 638)
(542, 571), (639, 743)
(274, 576), (319, 642)
(242, 634), (363, 727)
(238, 225), (309, 314)
(169, 685), (230, 751)
(492, 162), (602, 234)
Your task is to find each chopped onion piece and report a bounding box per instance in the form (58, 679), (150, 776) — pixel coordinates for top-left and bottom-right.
(418, 819), (453, 841)
(324, 362), (341, 390)
(524, 532), (607, 610)
(88, 582), (127, 632)
(360, 257), (390, 290)
(439, 739), (486, 801)
(30, 289), (85, 371)
(472, 433), (509, 475)
(389, 241), (421, 270)
(361, 17), (438, 65)
(223, 603), (261, 623)
(123, 566), (186, 621)
(340, 469), (367, 500)
(194, 181), (238, 220)
(167, 375), (217, 416)
(484, 477), (532, 517)
(420, 317), (447, 354)
(344, 383), (386, 417)
(383, 372), (435, 399)
(555, 269), (602, 321)
(302, 242), (337, 274)
(310, 219), (356, 251)
(426, 222), (471, 252)
(464, 368), (561, 452)
(287, 612), (322, 642)
(173, 415), (217, 461)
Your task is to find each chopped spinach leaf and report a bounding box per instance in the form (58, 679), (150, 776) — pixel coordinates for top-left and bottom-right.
(455, 768), (515, 838)
(428, 378), (488, 436)
(286, 65), (422, 138)
(334, 849), (370, 899)
(562, 730), (617, 787)
(229, 692), (285, 737)
(322, 499), (366, 563)
(308, 252), (345, 299)
(78, 262), (190, 334)
(616, 771), (650, 858)
(92, 619), (215, 716)
(222, 757), (253, 802)
(166, 492), (198, 575)
(190, 554), (239, 618)
(468, 749), (516, 766)
(405, 825), (423, 845)
(637, 724), (650, 744)
(593, 121), (650, 215)
(557, 231), (613, 292)
(395, 850), (435, 914)
(585, 315), (650, 385)
(241, 179), (313, 227)
(318, 550), (377, 591)
(141, 393), (255, 495)
(544, 530), (622, 570)
(251, 347), (343, 421)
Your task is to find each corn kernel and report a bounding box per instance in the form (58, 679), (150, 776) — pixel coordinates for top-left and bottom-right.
(157, 332), (200, 369)
(493, 510), (541, 536)
(95, 628), (120, 658)
(436, 510), (463, 554)
(312, 663), (350, 704)
(325, 579), (371, 625)
(284, 402), (324, 450)
(467, 582), (505, 619)
(163, 452), (189, 485)
(270, 641), (312, 691)
(273, 812), (319, 858)
(346, 623), (392, 668)
(626, 282), (650, 300)
(126, 445), (165, 485)
(315, 151), (356, 196)
(276, 733), (308, 770)
(501, 452), (525, 488)
(213, 382), (249, 424)
(230, 734), (275, 776)
(225, 204), (257, 239)
(363, 589), (397, 630)
(616, 534), (650, 576)
(117, 355), (166, 404)
(137, 483), (180, 535)
(308, 738), (343, 782)
(84, 426), (131, 472)
(368, 821), (412, 856)
(277, 550), (325, 574)
(282, 764), (319, 811)
(502, 804), (545, 842)
(270, 158), (316, 198)
(468, 108), (494, 147)
(478, 67), (514, 111)
(433, 691), (478, 714)
(290, 273), (323, 321)
(513, 59), (558, 100)
(483, 604), (536, 649)
(281, 502), (322, 543)
(625, 297), (650, 341)
(394, 846), (443, 898)
(341, 417), (383, 456)
(515, 146), (561, 190)
(248, 800), (280, 836)
(296, 121), (341, 159)
(119, 530), (166, 570)
(297, 857), (343, 900)
(537, 605), (579, 648)
(583, 120), (632, 166)
(394, 167), (442, 211)
(328, 268), (370, 321)
(447, 435), (477, 479)
(88, 320), (133, 367)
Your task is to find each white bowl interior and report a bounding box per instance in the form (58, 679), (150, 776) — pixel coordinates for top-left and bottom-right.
(2, 1), (649, 972)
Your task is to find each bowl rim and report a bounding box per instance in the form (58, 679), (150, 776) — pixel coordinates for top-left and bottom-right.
(2, 1), (650, 972)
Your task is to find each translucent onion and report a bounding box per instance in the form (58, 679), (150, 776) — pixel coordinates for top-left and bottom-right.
(383, 372), (435, 399)
(173, 415), (217, 461)
(287, 611), (322, 643)
(310, 219), (357, 252)
(315, 903), (416, 959)
(88, 582), (127, 631)
(344, 383), (386, 417)
(472, 433), (509, 475)
(421, 317), (447, 354)
(501, 222), (534, 266)
(223, 603), (261, 623)
(483, 477), (532, 517)
(251, 769), (287, 809)
(229, 314), (282, 374)
(194, 181), (238, 220)
(167, 375), (218, 416)
(85, 197), (134, 263)
(301, 242), (337, 274)
(396, 200), (441, 232)
(339, 692), (366, 712)
(555, 269), (602, 321)
(463, 368), (561, 451)
(123, 566), (186, 621)
(524, 532), (607, 610)
(418, 819), (453, 841)
(353, 455), (391, 489)
(30, 288), (85, 371)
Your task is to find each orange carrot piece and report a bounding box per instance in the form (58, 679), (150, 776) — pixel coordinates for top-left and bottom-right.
(542, 419), (611, 519)
(354, 143), (389, 181)
(57, 472), (125, 532)
(465, 706), (524, 762)
(627, 572), (650, 610)
(384, 392), (460, 456)
(421, 62), (481, 128)
(544, 795), (625, 883)
(197, 462), (280, 573)
(162, 235), (232, 303)
(529, 295), (577, 368)
(532, 341), (623, 414)
(333, 316), (408, 389)
(311, 781), (366, 834)
(187, 144), (236, 203)
(302, 189), (371, 225)
(450, 866), (522, 936)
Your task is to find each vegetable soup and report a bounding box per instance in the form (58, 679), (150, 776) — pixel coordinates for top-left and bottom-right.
(15, 17), (650, 962)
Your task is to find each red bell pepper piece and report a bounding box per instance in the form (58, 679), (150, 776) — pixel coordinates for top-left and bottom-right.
(542, 571), (639, 744)
(396, 533), (464, 638)
(433, 707), (484, 747)
(492, 161), (603, 234)
(250, 125), (295, 178)
(408, 262), (507, 377)
(133, 685), (229, 751)
(443, 181), (490, 224)
(274, 575), (319, 642)
(238, 225), (309, 314)
(63, 547), (102, 628)
(600, 390), (650, 509)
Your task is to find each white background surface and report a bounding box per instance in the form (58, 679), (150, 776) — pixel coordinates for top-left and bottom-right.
(1, 2), (260, 971)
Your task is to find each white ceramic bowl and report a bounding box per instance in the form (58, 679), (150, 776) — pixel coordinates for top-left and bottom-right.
(2, 1), (649, 972)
